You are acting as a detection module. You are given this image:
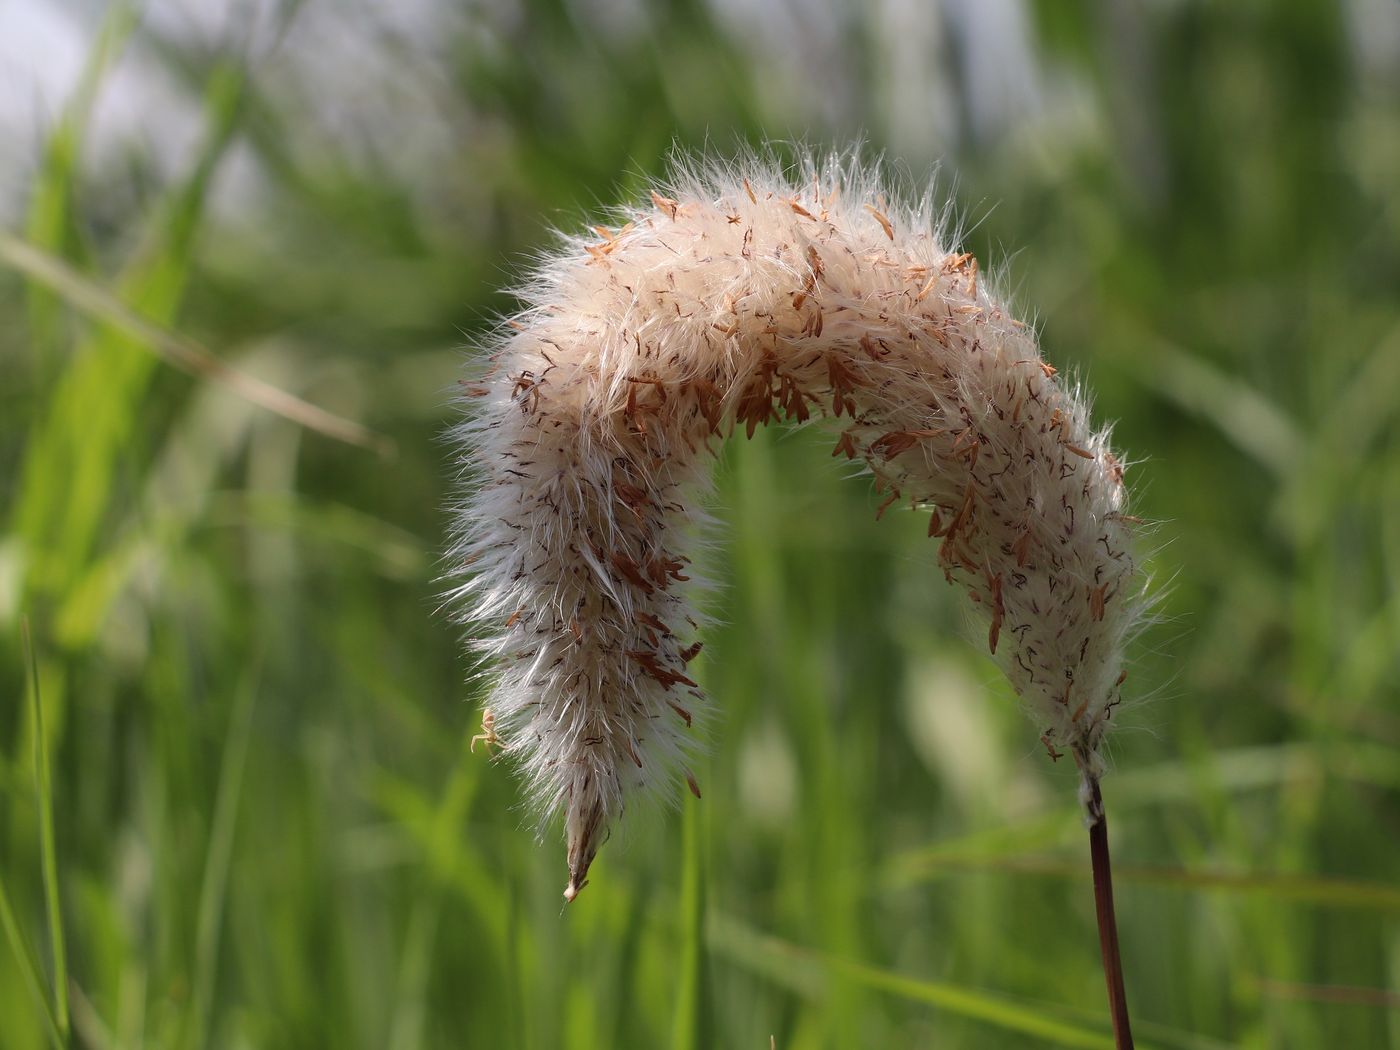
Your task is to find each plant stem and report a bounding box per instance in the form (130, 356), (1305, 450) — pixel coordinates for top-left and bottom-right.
(1087, 777), (1133, 1050)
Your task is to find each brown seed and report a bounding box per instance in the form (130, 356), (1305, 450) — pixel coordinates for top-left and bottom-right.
(1089, 584), (1107, 622)
(986, 573), (1004, 655)
(831, 430), (859, 459)
(650, 190), (680, 219)
(635, 610), (672, 636)
(1013, 529), (1033, 567)
(864, 204), (895, 240)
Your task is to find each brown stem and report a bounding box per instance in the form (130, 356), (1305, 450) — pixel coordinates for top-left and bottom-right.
(1087, 777), (1134, 1050)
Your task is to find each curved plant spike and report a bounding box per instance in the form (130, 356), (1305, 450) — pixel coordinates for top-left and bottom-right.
(449, 153), (1146, 908)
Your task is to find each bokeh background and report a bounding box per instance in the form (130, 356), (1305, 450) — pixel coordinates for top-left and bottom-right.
(3, 1), (1400, 1047)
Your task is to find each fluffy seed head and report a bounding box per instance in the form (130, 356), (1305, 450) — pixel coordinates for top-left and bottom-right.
(447, 151), (1146, 899)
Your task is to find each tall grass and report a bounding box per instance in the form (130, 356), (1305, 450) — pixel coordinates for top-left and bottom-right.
(2, 1), (1398, 1047)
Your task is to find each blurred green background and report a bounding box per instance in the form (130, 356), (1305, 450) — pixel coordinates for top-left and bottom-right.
(3, 0), (1400, 1047)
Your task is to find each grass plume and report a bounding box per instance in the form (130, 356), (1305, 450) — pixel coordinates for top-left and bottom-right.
(450, 151), (1147, 901)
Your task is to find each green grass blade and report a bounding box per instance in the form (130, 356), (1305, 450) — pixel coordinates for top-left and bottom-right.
(709, 915), (1130, 1049)
(24, 618), (69, 1042)
(888, 742), (1400, 886)
(1123, 329), (1302, 478)
(387, 895), (441, 1050)
(891, 853), (1400, 912)
(824, 956), (1123, 1049)
(369, 753), (506, 953)
(1271, 319), (1400, 546)
(10, 55), (249, 600)
(670, 796), (709, 1050)
(0, 872), (65, 1050)
(23, 0), (140, 363)
(186, 666), (259, 1050)
(68, 980), (118, 1050)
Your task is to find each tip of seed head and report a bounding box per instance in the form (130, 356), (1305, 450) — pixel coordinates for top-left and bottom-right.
(563, 876), (587, 903)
